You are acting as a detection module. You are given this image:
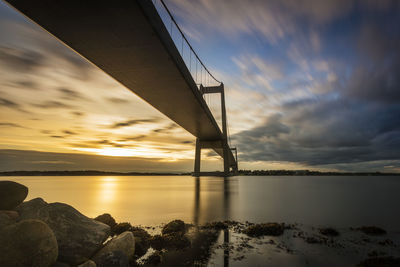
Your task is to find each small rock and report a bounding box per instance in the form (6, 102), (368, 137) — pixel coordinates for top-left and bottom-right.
(94, 213), (117, 228)
(202, 221), (228, 230)
(319, 227), (339, 237)
(143, 251), (162, 265)
(93, 231), (135, 267)
(17, 198), (110, 265)
(243, 223), (285, 237)
(0, 219), (58, 267)
(150, 233), (190, 250)
(150, 234), (165, 250)
(130, 226), (151, 257)
(356, 226), (387, 235)
(0, 181), (28, 210)
(162, 220), (186, 235)
(112, 222), (132, 235)
(94, 250), (129, 267)
(78, 260), (96, 267)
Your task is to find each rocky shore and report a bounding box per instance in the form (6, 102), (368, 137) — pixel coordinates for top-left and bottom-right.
(1, 180), (400, 267)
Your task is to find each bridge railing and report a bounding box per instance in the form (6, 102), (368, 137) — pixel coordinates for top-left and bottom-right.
(152, 0), (223, 129)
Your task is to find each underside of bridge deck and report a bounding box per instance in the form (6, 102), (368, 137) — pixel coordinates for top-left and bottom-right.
(5, 0), (237, 175)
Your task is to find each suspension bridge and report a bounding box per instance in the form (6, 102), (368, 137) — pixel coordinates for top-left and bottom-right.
(5, 0), (238, 176)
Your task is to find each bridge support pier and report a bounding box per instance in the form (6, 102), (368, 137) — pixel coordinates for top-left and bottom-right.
(193, 138), (232, 177)
(193, 83), (238, 177)
(194, 138), (201, 176)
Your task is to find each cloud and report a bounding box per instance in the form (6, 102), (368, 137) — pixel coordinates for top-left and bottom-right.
(71, 111), (85, 117)
(106, 97), (130, 104)
(0, 97), (26, 112)
(118, 135), (146, 142)
(0, 97), (19, 108)
(0, 122), (24, 128)
(32, 100), (74, 109)
(343, 24), (400, 104)
(0, 45), (44, 71)
(12, 80), (38, 90)
(58, 87), (86, 101)
(152, 123), (179, 134)
(0, 149), (194, 172)
(62, 130), (77, 135)
(168, 0), (354, 43)
(67, 139), (131, 149)
(108, 118), (160, 129)
(233, 98), (400, 168)
(50, 135), (64, 139)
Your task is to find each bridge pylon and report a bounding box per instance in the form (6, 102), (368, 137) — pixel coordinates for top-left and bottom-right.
(193, 84), (238, 177)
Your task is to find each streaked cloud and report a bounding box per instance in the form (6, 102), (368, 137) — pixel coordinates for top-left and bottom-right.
(0, 0), (399, 172)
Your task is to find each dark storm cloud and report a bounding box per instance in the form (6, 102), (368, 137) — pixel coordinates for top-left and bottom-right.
(0, 46), (44, 72)
(343, 24), (400, 104)
(237, 114), (290, 140)
(234, 100), (400, 166)
(230, 6), (400, 170)
(108, 118), (160, 129)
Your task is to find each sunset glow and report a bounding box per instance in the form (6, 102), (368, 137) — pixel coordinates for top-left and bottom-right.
(0, 0), (399, 173)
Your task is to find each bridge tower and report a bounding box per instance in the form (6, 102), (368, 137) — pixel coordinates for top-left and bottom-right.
(194, 83), (238, 176)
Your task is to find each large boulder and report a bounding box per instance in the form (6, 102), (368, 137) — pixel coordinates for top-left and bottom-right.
(17, 198), (110, 265)
(0, 181), (28, 210)
(93, 231), (135, 267)
(0, 210), (18, 229)
(0, 219), (58, 267)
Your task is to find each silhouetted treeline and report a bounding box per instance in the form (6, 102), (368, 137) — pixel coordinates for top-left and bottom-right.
(237, 169), (398, 176)
(0, 170), (189, 176)
(0, 170), (398, 176)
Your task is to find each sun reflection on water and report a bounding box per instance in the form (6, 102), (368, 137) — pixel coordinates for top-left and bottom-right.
(97, 176), (118, 205)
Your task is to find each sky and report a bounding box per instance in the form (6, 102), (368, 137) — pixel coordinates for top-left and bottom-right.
(0, 0), (399, 173)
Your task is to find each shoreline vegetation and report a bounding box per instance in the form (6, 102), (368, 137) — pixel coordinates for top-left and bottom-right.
(0, 170), (399, 176)
(1, 181), (400, 266)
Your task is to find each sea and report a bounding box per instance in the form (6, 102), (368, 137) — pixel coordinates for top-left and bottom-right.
(2, 175), (399, 230)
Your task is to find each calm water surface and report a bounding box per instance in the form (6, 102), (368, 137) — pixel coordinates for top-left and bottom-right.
(2, 175), (399, 230)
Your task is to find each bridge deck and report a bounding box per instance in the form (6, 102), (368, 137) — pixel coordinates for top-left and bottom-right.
(5, 0), (236, 166)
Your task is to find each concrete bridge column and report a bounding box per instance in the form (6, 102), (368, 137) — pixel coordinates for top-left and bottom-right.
(194, 138), (201, 176)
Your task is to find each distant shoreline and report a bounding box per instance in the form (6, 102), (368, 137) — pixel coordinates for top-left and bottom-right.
(0, 170), (398, 176)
